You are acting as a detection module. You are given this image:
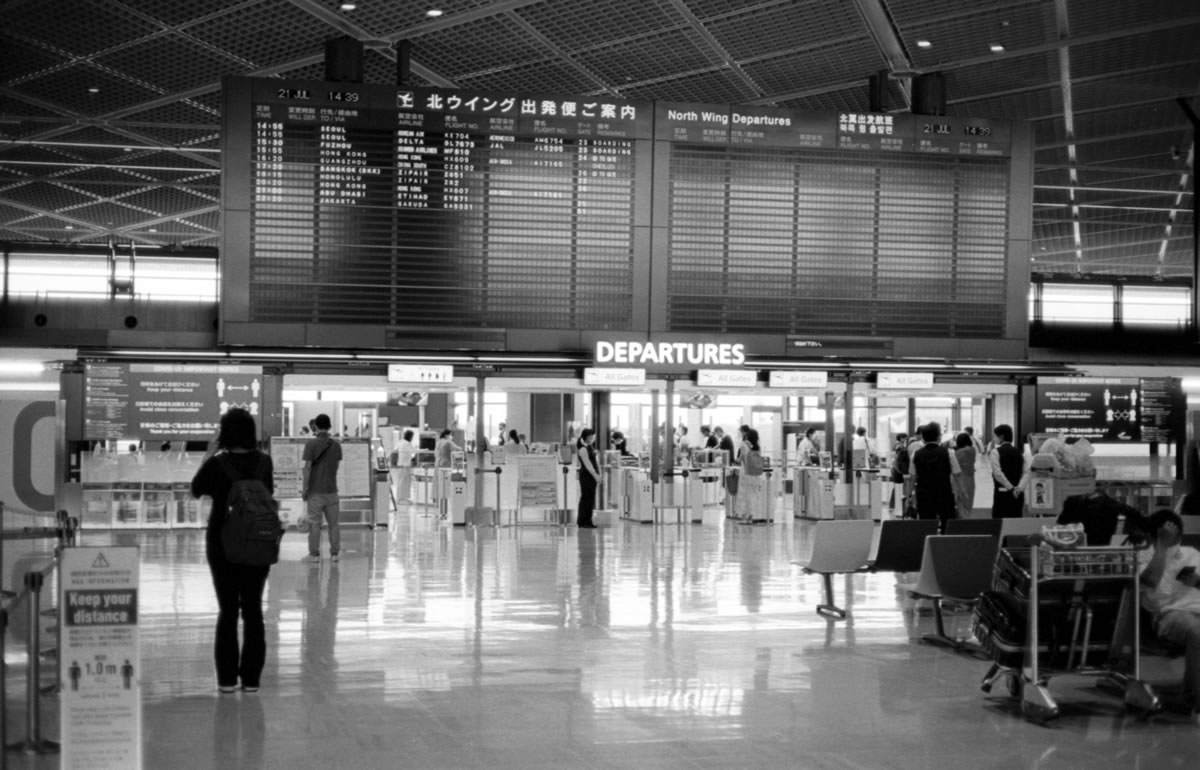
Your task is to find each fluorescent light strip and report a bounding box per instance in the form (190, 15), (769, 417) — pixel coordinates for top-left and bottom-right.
(473, 356), (580, 364)
(955, 363), (1034, 370)
(250, 352), (350, 360)
(358, 354), (474, 362)
(0, 362), (46, 374)
(106, 350), (224, 358)
(323, 390), (388, 401)
(849, 362), (952, 369)
(0, 382), (58, 391)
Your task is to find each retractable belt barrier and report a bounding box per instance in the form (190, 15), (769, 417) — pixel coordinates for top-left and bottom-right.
(2, 504), (80, 759)
(471, 467), (501, 526)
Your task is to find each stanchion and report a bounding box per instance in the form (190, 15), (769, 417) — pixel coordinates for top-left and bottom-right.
(492, 468), (503, 525)
(6, 571), (59, 755)
(553, 465), (571, 526)
(468, 467), (501, 526)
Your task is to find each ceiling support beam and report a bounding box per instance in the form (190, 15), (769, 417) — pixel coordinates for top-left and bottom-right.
(850, 0), (912, 108)
(1053, 0), (1084, 275)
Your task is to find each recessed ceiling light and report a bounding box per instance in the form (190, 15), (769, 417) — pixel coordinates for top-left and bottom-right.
(426, 9), (443, 18)
(916, 39), (932, 49)
(148, 228), (157, 233)
(989, 43), (1005, 53)
(87, 87), (100, 94)
(339, 2), (356, 10)
(65, 225), (74, 229)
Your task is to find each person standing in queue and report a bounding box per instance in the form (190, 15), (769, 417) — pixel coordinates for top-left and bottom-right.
(911, 422), (961, 531)
(392, 429), (416, 504)
(190, 407), (274, 693)
(576, 428), (601, 529)
(888, 432), (909, 513)
(989, 424), (1026, 519)
(504, 428), (526, 457)
(797, 427), (820, 466)
(952, 432), (977, 518)
(302, 413), (342, 563)
(714, 426), (735, 465)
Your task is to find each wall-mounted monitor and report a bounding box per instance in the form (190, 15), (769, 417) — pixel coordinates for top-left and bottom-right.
(84, 362), (263, 441)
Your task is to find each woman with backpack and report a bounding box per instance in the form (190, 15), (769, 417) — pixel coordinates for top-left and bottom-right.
(191, 407), (275, 694)
(735, 428), (766, 522)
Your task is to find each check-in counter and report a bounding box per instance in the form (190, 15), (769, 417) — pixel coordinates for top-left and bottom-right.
(795, 467), (835, 520)
(850, 468), (883, 519)
(621, 468), (654, 523)
(438, 468), (468, 526)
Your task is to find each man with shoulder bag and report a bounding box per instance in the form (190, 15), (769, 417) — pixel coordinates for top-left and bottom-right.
(302, 413), (343, 563)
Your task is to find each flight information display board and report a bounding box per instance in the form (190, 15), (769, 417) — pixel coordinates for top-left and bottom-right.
(222, 77), (1027, 352)
(657, 103), (1015, 339)
(222, 77), (652, 345)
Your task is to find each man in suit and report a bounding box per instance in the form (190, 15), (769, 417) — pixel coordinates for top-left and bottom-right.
(911, 422), (960, 531)
(989, 423), (1026, 519)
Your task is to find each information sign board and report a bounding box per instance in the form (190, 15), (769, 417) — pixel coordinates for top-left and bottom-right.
(60, 546), (141, 770)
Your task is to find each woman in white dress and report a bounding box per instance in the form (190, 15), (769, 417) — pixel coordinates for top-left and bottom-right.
(735, 429), (765, 521)
(392, 429), (416, 503)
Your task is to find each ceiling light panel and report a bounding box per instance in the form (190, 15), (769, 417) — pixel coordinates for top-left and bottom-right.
(769, 82), (871, 114)
(516, 0), (684, 53)
(406, 14), (547, 79)
(455, 59), (600, 95)
(574, 28), (719, 85)
(622, 68), (757, 104)
(185, 2), (340, 67)
(92, 33), (242, 93)
(9, 64), (161, 117)
(950, 87), (1061, 123)
(899, 5), (1053, 62)
(704, 0), (863, 61)
(1070, 26), (1200, 80)
(740, 38), (880, 96)
(943, 51), (1059, 104)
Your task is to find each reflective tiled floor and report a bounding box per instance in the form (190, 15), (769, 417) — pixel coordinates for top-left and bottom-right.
(5, 509), (1196, 769)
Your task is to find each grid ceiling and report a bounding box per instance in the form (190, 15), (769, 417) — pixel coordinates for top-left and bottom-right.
(0, 0), (1195, 276)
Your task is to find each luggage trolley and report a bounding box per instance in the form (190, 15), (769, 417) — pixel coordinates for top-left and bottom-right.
(975, 545), (1159, 724)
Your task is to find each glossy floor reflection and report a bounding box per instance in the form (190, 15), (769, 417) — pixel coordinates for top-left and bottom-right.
(5, 511), (1195, 769)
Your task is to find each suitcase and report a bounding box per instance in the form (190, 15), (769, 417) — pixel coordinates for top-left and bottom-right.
(973, 590), (1027, 668)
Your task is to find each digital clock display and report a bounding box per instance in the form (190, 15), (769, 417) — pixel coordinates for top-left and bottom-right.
(328, 91), (360, 102)
(963, 125), (992, 137)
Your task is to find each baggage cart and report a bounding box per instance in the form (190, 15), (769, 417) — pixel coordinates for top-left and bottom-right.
(974, 546), (1159, 724)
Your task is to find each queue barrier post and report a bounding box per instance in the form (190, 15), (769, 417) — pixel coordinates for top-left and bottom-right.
(6, 570), (59, 756)
(468, 467), (501, 526)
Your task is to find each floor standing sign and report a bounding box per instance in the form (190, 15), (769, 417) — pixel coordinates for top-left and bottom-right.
(59, 546), (141, 769)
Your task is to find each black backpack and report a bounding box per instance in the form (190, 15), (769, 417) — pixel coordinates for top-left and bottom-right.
(218, 454), (283, 566)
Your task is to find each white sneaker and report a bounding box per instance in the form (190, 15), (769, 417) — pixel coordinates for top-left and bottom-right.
(301, 554), (320, 563)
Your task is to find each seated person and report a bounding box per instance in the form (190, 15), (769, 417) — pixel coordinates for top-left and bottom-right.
(1139, 509), (1200, 724)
